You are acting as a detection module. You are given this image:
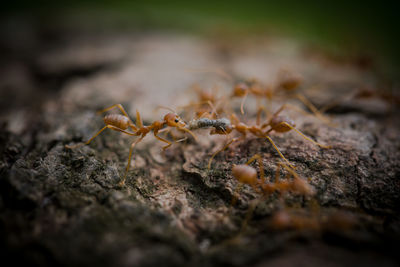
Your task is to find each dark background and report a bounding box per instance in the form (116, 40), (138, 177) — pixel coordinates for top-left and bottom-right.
(1, 0), (399, 75)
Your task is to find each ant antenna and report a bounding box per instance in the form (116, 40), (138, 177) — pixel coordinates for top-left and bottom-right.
(155, 105), (177, 114)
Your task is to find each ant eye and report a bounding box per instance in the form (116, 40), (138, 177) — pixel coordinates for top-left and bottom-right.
(174, 119), (179, 123)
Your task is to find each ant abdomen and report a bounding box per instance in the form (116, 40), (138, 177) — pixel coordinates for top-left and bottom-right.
(232, 164), (257, 185)
(270, 115), (295, 132)
(104, 114), (130, 130)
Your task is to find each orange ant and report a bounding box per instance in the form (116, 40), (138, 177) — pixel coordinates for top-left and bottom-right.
(205, 104), (330, 169)
(188, 68), (331, 124)
(66, 104), (197, 186)
(177, 84), (226, 120)
(231, 70), (331, 124)
(231, 154), (315, 201)
(230, 79), (274, 115)
(230, 154), (315, 229)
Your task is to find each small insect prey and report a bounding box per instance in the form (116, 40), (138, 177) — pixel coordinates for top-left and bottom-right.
(187, 117), (232, 133)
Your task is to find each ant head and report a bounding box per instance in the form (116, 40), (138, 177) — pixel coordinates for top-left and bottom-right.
(232, 164), (257, 185)
(164, 113), (186, 128)
(232, 83), (249, 97)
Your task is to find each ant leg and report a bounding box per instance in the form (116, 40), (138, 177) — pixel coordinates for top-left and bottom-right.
(230, 183), (244, 207)
(272, 104), (286, 117)
(120, 136), (145, 186)
(136, 110), (143, 128)
(65, 126), (107, 149)
(246, 154), (265, 185)
(282, 103), (336, 126)
(256, 105), (269, 126)
(65, 125), (136, 149)
(240, 91), (249, 115)
(260, 104), (288, 130)
(158, 128), (174, 140)
(282, 103), (313, 117)
(154, 133), (173, 150)
(274, 162), (284, 183)
(264, 135), (296, 169)
(230, 113), (240, 125)
(275, 161), (297, 183)
(96, 104), (129, 116)
(208, 137), (240, 169)
(159, 128), (187, 143)
(278, 161), (299, 177)
(279, 122), (331, 149)
(177, 126), (198, 141)
(159, 128), (187, 144)
(295, 93), (332, 124)
(206, 100), (219, 118)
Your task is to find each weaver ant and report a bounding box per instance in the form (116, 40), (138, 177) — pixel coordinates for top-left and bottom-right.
(66, 104), (197, 185)
(231, 154), (315, 201)
(190, 68), (331, 125)
(177, 84), (226, 120)
(230, 154), (315, 229)
(231, 70), (331, 125)
(204, 104), (330, 169)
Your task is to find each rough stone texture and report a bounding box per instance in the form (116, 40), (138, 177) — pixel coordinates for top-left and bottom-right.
(0, 27), (399, 267)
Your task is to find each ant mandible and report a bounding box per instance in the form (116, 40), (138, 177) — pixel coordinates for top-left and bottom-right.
(66, 104), (197, 186)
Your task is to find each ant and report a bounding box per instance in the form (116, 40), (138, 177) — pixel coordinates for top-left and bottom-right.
(187, 67), (331, 125)
(230, 154), (315, 230)
(204, 104), (330, 170)
(187, 68), (329, 126)
(231, 80), (270, 115)
(231, 70), (331, 124)
(178, 84), (226, 120)
(66, 104), (197, 186)
(231, 154), (315, 201)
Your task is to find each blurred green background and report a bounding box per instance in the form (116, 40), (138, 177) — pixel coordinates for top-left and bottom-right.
(2, 0), (399, 73)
